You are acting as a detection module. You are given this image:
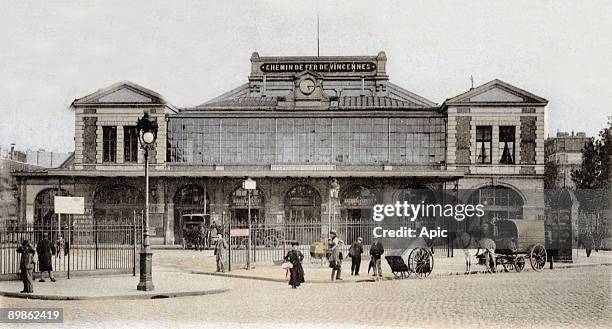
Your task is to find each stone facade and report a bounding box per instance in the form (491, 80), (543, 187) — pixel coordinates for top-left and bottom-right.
(14, 53), (549, 244)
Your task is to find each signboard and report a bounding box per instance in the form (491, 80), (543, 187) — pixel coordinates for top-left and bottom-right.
(54, 196), (85, 214)
(243, 179), (256, 190)
(261, 62), (376, 73)
(230, 228), (250, 237)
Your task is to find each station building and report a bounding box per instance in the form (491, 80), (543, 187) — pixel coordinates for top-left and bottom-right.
(13, 51), (547, 245)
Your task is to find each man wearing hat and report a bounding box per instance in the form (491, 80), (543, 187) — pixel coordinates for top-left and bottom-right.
(349, 237), (364, 275)
(17, 240), (35, 293)
(36, 232), (56, 282)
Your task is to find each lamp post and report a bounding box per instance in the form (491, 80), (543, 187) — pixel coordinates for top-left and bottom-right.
(328, 178), (340, 232)
(136, 112), (158, 291)
(243, 178), (256, 270)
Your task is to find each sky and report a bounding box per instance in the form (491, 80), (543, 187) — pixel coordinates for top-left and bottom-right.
(0, 0), (611, 153)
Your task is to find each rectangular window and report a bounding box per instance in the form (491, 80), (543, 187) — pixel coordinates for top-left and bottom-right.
(102, 126), (117, 162)
(476, 126), (492, 164)
(499, 126), (515, 164)
(123, 126), (138, 162)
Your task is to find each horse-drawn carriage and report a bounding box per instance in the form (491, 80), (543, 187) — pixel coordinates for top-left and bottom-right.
(476, 219), (547, 272)
(181, 213), (213, 250)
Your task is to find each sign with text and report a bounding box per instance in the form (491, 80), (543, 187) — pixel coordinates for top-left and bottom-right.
(261, 62), (376, 73)
(54, 196), (85, 214)
(230, 228), (250, 237)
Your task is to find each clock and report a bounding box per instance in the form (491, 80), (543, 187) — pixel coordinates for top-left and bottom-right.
(299, 78), (316, 95)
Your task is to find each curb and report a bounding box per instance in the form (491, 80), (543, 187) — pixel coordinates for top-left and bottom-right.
(0, 288), (229, 301)
(191, 262), (612, 283)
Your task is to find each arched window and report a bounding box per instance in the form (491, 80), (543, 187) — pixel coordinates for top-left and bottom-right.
(339, 184), (379, 222)
(93, 184), (144, 225)
(173, 185), (210, 243)
(468, 186), (524, 220)
(395, 185), (437, 228)
(229, 187), (264, 227)
(35, 188), (70, 228)
(284, 185), (321, 224)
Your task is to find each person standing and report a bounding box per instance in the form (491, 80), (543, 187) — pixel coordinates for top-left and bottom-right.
(17, 240), (35, 293)
(370, 238), (384, 278)
(349, 237), (364, 275)
(284, 241), (305, 288)
(215, 233), (228, 272)
(36, 232), (56, 282)
(328, 230), (343, 281)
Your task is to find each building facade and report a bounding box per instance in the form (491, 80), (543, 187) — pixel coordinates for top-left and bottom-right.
(14, 52), (547, 245)
(544, 131), (590, 188)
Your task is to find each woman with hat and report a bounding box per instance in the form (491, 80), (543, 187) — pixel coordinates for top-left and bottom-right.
(284, 241), (304, 288)
(328, 230), (343, 281)
(36, 232), (56, 282)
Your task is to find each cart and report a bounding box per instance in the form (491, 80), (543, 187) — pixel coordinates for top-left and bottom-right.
(476, 219), (547, 272)
(385, 238), (435, 279)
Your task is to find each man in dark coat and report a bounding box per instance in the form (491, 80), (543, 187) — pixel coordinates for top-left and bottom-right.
(349, 237), (364, 275)
(17, 240), (35, 293)
(370, 238), (384, 278)
(36, 232), (56, 282)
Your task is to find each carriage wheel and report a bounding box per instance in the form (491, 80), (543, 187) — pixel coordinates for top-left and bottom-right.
(529, 244), (547, 271)
(408, 247), (434, 278)
(514, 255), (525, 273)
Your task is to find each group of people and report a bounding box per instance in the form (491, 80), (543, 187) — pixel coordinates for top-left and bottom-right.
(16, 232), (58, 294)
(283, 231), (387, 289)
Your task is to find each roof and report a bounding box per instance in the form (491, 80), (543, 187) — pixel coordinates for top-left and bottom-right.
(71, 81), (171, 108)
(443, 79), (548, 107)
(334, 96), (427, 109)
(200, 96), (278, 108)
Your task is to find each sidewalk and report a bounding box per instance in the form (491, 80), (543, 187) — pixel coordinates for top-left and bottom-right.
(163, 249), (612, 283)
(0, 266), (229, 300)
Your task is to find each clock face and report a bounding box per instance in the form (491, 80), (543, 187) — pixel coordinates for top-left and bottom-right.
(299, 78), (316, 95)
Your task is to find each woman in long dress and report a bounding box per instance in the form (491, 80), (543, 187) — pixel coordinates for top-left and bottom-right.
(284, 241), (304, 288)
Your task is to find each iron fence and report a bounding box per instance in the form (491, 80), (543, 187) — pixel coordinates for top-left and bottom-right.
(0, 222), (142, 279)
(227, 222), (451, 269)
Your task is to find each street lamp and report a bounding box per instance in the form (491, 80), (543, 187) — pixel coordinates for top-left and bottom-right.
(136, 112), (158, 291)
(243, 178), (256, 270)
(328, 178), (340, 232)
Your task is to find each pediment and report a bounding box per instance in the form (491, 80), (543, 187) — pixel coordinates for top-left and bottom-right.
(98, 87), (154, 103)
(445, 79), (547, 106)
(294, 70), (322, 79)
(72, 81), (166, 106)
(469, 87), (524, 102)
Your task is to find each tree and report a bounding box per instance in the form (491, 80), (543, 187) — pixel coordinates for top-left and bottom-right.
(571, 118), (611, 209)
(544, 160), (559, 190)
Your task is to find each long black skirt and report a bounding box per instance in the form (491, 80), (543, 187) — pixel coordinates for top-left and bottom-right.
(288, 263), (305, 287)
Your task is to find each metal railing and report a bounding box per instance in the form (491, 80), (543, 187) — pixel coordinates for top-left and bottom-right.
(0, 222), (142, 279)
(227, 222), (452, 268)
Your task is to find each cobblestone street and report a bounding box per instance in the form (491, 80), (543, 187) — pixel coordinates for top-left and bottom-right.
(1, 261), (610, 328)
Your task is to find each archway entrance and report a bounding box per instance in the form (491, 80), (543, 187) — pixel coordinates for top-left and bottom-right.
(467, 185), (524, 238)
(34, 188), (70, 242)
(285, 185), (321, 224)
(173, 185), (209, 244)
(339, 184), (379, 244)
(229, 187), (264, 228)
(284, 185), (321, 244)
(93, 184), (144, 225)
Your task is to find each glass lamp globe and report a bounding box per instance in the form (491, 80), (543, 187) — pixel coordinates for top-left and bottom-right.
(142, 131), (155, 144)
